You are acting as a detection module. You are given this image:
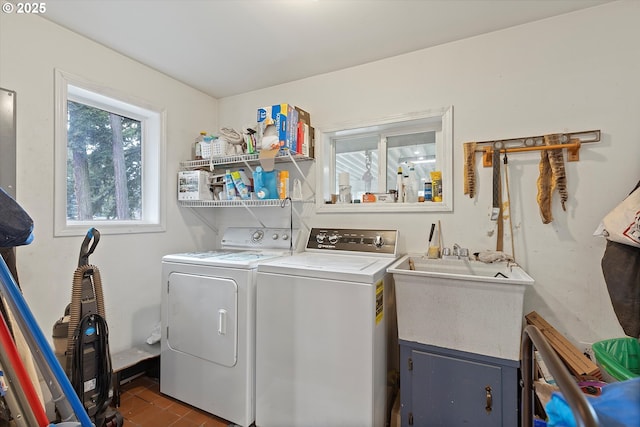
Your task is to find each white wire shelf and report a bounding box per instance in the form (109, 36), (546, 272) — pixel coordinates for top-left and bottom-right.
(180, 152), (313, 170)
(178, 198), (311, 208)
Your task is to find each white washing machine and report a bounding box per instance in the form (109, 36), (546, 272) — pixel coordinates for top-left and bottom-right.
(161, 227), (297, 427)
(255, 228), (399, 427)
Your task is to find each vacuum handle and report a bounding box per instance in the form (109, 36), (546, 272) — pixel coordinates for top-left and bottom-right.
(78, 228), (100, 267)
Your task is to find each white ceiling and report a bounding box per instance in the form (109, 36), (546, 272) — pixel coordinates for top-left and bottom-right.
(41, 0), (613, 99)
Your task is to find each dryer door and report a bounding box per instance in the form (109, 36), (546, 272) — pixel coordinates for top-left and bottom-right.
(167, 272), (238, 367)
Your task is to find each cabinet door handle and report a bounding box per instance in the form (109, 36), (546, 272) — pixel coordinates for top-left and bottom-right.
(218, 309), (227, 335)
(485, 385), (493, 413)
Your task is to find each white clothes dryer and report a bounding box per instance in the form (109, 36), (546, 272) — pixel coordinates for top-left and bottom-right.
(161, 227), (297, 427)
(255, 228), (399, 427)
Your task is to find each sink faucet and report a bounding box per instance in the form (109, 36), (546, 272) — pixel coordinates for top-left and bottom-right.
(452, 243), (469, 259)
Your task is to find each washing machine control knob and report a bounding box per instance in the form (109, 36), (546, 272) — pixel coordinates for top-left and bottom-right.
(373, 234), (384, 248)
(252, 230), (264, 242)
(328, 234), (340, 244)
(282, 234), (289, 241)
(272, 233), (279, 240)
(316, 232), (326, 244)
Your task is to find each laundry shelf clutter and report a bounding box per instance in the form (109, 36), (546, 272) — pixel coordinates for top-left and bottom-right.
(179, 198), (308, 208)
(178, 148), (314, 207)
(180, 151), (313, 171)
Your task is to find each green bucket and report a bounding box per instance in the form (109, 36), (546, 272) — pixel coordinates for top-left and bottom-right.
(592, 337), (640, 382)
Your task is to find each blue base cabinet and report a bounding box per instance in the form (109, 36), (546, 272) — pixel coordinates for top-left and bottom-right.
(399, 340), (520, 427)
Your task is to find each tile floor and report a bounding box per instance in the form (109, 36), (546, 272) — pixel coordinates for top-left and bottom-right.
(115, 375), (230, 427)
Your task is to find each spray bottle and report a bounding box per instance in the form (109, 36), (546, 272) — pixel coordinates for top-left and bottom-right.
(396, 166), (404, 203)
(405, 164), (418, 203)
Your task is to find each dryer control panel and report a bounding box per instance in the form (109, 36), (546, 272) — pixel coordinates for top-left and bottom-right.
(306, 228), (398, 255)
(221, 227), (298, 250)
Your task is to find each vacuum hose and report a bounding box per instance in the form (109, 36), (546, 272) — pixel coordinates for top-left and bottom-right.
(65, 264), (106, 359)
(71, 312), (112, 418)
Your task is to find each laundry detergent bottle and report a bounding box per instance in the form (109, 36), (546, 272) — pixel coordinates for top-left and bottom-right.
(253, 166), (269, 199)
(253, 166), (265, 199)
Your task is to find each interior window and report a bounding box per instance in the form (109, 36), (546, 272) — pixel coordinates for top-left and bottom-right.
(335, 135), (379, 197)
(386, 131), (436, 195)
(317, 107), (453, 213)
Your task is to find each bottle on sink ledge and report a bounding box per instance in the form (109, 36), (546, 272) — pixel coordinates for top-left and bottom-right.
(405, 164), (418, 203)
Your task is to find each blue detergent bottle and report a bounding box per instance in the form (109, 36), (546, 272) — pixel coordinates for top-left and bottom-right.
(253, 166), (268, 199)
(253, 166), (279, 199)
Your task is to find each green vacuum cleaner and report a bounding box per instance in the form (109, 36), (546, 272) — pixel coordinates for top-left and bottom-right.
(52, 228), (123, 427)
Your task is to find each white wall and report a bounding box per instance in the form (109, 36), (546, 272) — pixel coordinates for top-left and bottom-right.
(1, 2), (637, 356)
(218, 1), (640, 346)
(0, 14), (219, 352)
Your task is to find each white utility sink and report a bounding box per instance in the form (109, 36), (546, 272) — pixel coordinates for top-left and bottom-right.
(388, 254), (534, 361)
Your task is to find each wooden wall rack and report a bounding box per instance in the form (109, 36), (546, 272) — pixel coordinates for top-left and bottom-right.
(475, 130), (600, 167)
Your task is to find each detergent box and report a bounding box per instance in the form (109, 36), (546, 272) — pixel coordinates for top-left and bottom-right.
(178, 170), (212, 200)
(257, 104), (297, 151)
(286, 106), (298, 152)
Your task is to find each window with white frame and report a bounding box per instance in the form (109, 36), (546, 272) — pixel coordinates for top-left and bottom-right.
(334, 130), (437, 200)
(54, 70), (165, 236)
(317, 107), (453, 213)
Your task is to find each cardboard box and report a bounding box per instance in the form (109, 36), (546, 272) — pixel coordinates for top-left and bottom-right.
(309, 125), (315, 158)
(295, 124), (315, 158)
(178, 170), (212, 200)
(295, 106), (311, 127)
(286, 106), (298, 152)
(257, 104), (297, 150)
(256, 104), (315, 154)
(295, 106), (312, 156)
(372, 193), (395, 203)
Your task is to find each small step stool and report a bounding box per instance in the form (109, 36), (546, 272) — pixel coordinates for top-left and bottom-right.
(111, 344), (160, 407)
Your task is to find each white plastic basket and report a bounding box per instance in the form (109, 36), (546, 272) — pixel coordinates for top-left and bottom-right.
(200, 140), (211, 159)
(209, 138), (228, 158)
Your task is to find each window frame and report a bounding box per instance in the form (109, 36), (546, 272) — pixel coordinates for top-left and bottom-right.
(316, 106), (453, 213)
(54, 69), (166, 236)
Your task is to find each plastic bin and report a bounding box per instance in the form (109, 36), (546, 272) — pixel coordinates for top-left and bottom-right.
(592, 337), (640, 382)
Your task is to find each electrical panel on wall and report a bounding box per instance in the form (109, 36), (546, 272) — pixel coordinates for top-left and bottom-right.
(0, 88), (17, 197)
